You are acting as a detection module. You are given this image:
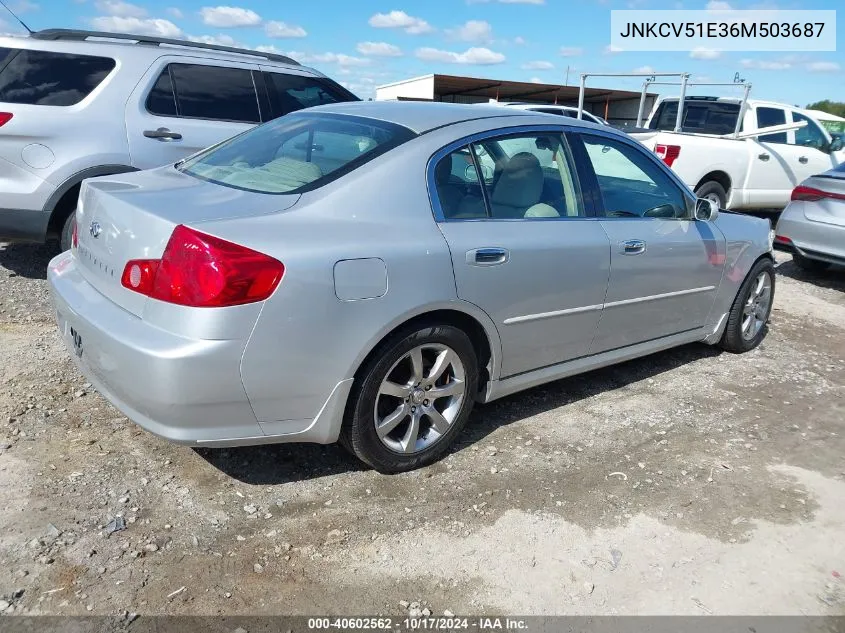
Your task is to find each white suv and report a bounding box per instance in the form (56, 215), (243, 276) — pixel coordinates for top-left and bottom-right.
(0, 29), (358, 250)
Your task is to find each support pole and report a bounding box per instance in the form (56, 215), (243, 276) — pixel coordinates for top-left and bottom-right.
(674, 73), (689, 133)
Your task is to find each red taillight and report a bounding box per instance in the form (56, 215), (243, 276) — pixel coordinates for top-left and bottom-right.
(655, 144), (681, 168)
(121, 225), (284, 307)
(791, 185), (845, 202)
(0, 113), (12, 127)
(774, 235), (793, 246)
(71, 219), (78, 250)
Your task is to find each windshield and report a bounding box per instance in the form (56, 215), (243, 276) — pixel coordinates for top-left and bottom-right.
(178, 112), (415, 194)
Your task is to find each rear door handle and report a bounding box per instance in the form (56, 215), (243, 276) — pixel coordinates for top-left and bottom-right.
(798, 156), (809, 164)
(466, 247), (509, 266)
(620, 239), (646, 255)
(143, 127), (183, 141)
(758, 153), (770, 161)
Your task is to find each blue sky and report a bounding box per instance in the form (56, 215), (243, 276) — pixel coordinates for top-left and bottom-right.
(1, 0), (841, 106)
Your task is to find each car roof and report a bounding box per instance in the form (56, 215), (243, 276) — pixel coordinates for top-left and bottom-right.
(303, 101), (605, 134)
(0, 30), (318, 76)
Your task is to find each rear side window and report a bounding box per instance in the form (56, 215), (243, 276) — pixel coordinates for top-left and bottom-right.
(756, 107), (787, 144)
(178, 113), (415, 194)
(146, 63), (260, 123)
(264, 72), (358, 119)
(0, 48), (115, 106)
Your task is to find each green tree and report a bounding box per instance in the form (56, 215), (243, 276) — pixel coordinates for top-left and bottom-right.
(806, 100), (845, 117)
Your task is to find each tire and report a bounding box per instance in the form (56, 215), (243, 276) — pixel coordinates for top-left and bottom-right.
(792, 251), (830, 273)
(342, 323), (479, 474)
(59, 210), (76, 252)
(719, 258), (775, 354)
(694, 181), (728, 209)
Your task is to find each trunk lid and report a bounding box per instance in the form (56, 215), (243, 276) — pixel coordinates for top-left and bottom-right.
(802, 173), (845, 228)
(74, 166), (300, 316)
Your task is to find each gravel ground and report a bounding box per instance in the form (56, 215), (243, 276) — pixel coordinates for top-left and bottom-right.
(0, 241), (843, 617)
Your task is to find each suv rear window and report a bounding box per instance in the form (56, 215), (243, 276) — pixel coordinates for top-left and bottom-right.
(178, 113), (415, 194)
(264, 72), (358, 119)
(0, 47), (115, 106)
(649, 100), (741, 135)
(147, 63), (260, 123)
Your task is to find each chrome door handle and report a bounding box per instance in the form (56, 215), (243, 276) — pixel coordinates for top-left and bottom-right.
(620, 239), (646, 255)
(799, 156), (809, 164)
(466, 247), (509, 266)
(758, 153), (770, 161)
(143, 127), (183, 141)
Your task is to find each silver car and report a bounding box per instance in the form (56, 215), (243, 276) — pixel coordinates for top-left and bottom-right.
(47, 102), (776, 474)
(775, 164), (845, 271)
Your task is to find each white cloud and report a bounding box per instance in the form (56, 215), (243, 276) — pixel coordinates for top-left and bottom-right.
(740, 58), (791, 70)
(368, 11), (433, 35)
(356, 41), (403, 57)
(529, 77), (544, 83)
(446, 20), (493, 44)
(265, 21), (307, 38)
(254, 48), (369, 66)
(634, 65), (655, 73)
(90, 16), (182, 37)
(560, 46), (583, 57)
(199, 6), (262, 28)
(187, 33), (239, 46)
(415, 46), (505, 65)
(522, 60), (554, 70)
(705, 1), (733, 9)
(95, 0), (146, 17)
(513, 36), (526, 45)
(166, 7), (183, 19)
(604, 44), (624, 54)
(806, 61), (841, 73)
(690, 47), (721, 60)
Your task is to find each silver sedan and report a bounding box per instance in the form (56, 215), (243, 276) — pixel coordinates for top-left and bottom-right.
(775, 164), (845, 271)
(48, 102), (775, 473)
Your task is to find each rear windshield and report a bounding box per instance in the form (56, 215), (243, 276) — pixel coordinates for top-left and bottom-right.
(0, 47), (116, 106)
(650, 100), (742, 134)
(178, 113), (416, 194)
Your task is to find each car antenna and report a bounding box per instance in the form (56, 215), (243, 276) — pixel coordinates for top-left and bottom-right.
(0, 0), (33, 35)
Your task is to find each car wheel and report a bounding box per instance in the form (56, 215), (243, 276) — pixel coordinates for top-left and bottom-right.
(60, 210), (76, 252)
(719, 258), (775, 353)
(792, 251), (830, 273)
(695, 181), (727, 209)
(342, 324), (478, 474)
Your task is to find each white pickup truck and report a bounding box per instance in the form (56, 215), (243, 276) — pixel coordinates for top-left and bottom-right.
(630, 97), (845, 210)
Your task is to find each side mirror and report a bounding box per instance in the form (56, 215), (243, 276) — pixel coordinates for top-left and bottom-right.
(464, 164), (479, 182)
(828, 136), (844, 153)
(695, 198), (719, 222)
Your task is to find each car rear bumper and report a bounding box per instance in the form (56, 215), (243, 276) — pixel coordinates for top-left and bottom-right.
(775, 204), (845, 266)
(48, 250), (273, 445)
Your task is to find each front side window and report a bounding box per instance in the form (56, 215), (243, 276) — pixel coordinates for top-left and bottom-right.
(0, 48), (115, 106)
(578, 134), (689, 219)
(433, 132), (584, 220)
(757, 107), (787, 144)
(150, 63), (260, 123)
(265, 73), (357, 119)
(792, 112), (829, 151)
(179, 113), (413, 194)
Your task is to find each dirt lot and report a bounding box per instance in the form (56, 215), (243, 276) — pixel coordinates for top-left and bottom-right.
(0, 242), (843, 617)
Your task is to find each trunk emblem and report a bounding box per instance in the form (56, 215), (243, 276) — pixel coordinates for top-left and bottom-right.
(89, 221), (102, 238)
